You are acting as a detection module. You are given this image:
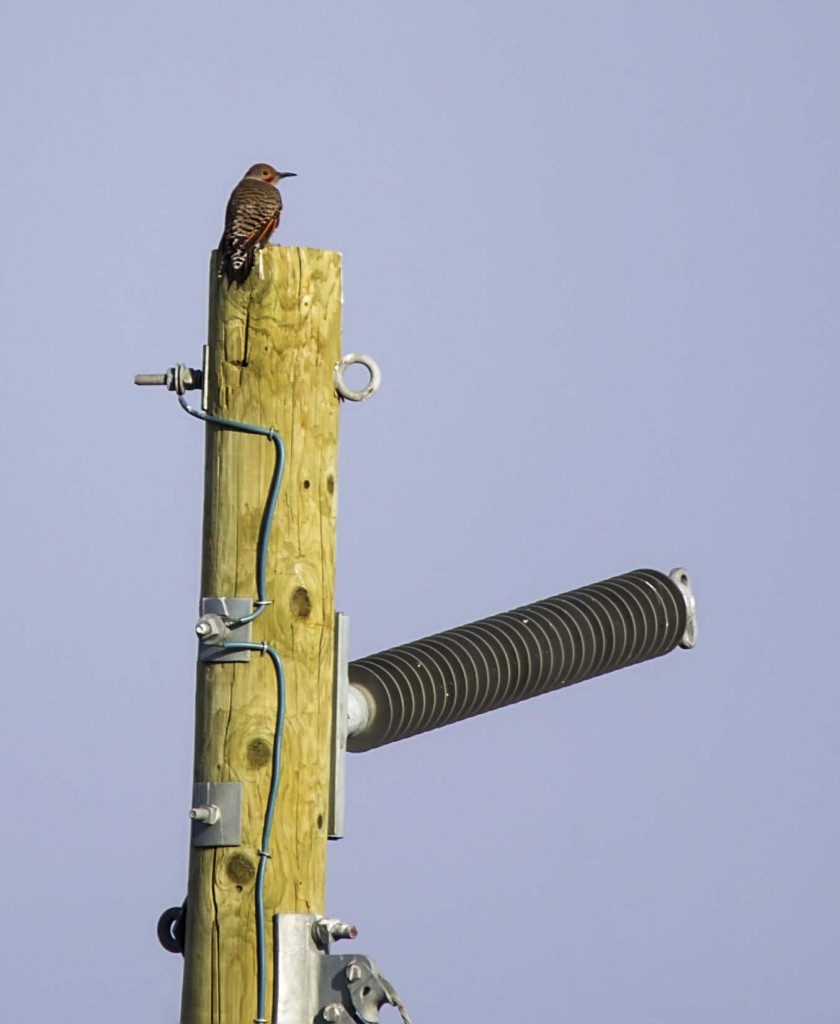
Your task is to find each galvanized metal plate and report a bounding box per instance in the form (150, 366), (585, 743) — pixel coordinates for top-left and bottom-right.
(190, 781), (243, 847)
(329, 613), (349, 840)
(198, 597), (253, 662)
(273, 913), (322, 1023)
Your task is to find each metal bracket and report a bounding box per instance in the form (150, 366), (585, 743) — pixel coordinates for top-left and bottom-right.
(190, 781), (242, 847)
(273, 913), (410, 1024)
(329, 613), (350, 839)
(274, 913), (323, 1021)
(197, 597), (253, 662)
(322, 956), (411, 1024)
(669, 567), (698, 649)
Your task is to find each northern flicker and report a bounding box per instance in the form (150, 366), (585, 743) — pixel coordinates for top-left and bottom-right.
(218, 163), (296, 284)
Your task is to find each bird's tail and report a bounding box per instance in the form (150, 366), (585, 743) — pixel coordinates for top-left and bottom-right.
(219, 247), (255, 285)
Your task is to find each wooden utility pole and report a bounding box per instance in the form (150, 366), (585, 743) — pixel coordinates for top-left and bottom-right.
(137, 239), (694, 1024)
(181, 247), (342, 1024)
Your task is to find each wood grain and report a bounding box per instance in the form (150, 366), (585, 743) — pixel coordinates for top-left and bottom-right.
(181, 246), (341, 1024)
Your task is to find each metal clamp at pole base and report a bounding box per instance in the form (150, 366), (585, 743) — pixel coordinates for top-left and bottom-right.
(273, 913), (410, 1024)
(330, 958), (411, 1024)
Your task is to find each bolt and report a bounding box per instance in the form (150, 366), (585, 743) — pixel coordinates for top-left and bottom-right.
(322, 1004), (344, 1022)
(195, 613), (229, 643)
(312, 917), (359, 946)
(346, 962), (362, 982)
(133, 366), (202, 392)
(189, 804), (221, 825)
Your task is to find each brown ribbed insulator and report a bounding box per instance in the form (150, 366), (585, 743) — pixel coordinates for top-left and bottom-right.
(347, 568), (693, 751)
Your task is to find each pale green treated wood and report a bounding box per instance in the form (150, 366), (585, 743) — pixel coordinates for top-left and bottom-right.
(181, 246), (342, 1024)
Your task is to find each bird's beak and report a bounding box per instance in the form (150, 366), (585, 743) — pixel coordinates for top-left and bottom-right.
(277, 172), (297, 180)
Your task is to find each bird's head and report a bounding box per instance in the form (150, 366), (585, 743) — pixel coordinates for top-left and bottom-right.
(245, 163), (297, 185)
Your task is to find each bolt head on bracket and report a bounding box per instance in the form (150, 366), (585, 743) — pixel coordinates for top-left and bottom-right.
(190, 782), (242, 847)
(197, 597), (253, 662)
(195, 614), (229, 643)
(189, 803), (221, 825)
(322, 1005), (351, 1023)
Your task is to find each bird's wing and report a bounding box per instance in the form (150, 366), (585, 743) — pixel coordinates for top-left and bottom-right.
(251, 214), (280, 246)
(222, 182), (281, 254)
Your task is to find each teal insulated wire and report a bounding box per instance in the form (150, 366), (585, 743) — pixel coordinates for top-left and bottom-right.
(178, 394), (285, 627)
(222, 640), (287, 1024)
(178, 393), (288, 1024)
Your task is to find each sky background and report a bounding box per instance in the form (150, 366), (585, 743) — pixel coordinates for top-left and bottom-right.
(1, 1), (838, 1021)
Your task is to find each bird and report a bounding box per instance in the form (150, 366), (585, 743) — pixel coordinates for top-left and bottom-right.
(218, 163), (296, 284)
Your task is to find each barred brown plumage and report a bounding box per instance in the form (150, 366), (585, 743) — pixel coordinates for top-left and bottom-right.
(218, 163), (296, 285)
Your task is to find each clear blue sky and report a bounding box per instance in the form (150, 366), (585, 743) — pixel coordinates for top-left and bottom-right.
(2, 2), (838, 1021)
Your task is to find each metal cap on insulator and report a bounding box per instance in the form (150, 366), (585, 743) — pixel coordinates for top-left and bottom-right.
(347, 567), (695, 752)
